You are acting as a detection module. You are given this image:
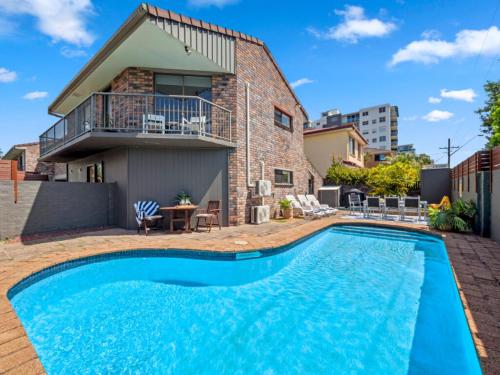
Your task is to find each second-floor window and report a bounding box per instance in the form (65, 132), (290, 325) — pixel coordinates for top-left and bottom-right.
(155, 74), (212, 101)
(274, 107), (293, 130)
(379, 116), (386, 122)
(379, 107), (386, 113)
(349, 136), (356, 156)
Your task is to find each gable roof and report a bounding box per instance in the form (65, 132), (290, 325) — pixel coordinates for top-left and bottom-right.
(48, 3), (307, 118)
(304, 124), (368, 145)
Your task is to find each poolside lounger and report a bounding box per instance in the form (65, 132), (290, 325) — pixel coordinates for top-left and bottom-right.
(348, 193), (363, 215)
(286, 195), (323, 219)
(401, 196), (421, 222)
(305, 194), (337, 215)
(384, 196), (402, 220)
(364, 196), (383, 219)
(296, 195), (326, 218)
(134, 200), (163, 235)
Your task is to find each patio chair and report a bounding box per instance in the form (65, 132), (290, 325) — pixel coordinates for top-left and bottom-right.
(384, 196), (402, 220)
(195, 200), (222, 232)
(348, 193), (363, 215)
(182, 116), (206, 134)
(364, 196), (383, 219)
(286, 195), (323, 219)
(134, 200), (163, 235)
(305, 194), (337, 215)
(401, 196), (421, 221)
(142, 114), (165, 134)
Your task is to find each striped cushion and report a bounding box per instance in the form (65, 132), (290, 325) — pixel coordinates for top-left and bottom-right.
(134, 201), (160, 225)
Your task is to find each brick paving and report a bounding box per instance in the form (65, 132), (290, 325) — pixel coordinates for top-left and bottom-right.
(0, 217), (498, 374)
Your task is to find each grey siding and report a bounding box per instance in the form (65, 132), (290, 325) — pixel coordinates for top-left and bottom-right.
(149, 16), (235, 73)
(0, 181), (115, 239)
(127, 148), (228, 229)
(420, 168), (450, 204)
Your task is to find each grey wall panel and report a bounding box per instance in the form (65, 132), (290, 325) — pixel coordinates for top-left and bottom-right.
(127, 148), (228, 229)
(491, 170), (500, 243)
(0, 181), (116, 239)
(420, 168), (451, 204)
(150, 17), (235, 73)
(67, 149), (129, 227)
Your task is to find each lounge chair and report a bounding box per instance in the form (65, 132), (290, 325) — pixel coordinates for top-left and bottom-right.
(401, 196), (421, 221)
(182, 116), (206, 134)
(195, 200), (222, 232)
(364, 196), (383, 219)
(286, 195), (324, 219)
(134, 200), (163, 235)
(384, 196), (401, 219)
(297, 195), (327, 218)
(305, 194), (337, 215)
(142, 114), (165, 133)
(348, 193), (363, 215)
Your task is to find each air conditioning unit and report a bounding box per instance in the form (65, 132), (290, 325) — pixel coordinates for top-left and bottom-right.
(251, 205), (270, 224)
(255, 180), (272, 197)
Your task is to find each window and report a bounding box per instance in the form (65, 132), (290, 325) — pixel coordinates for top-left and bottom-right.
(349, 136), (356, 156)
(375, 154), (386, 162)
(379, 136), (387, 142)
(379, 116), (386, 122)
(379, 107), (386, 113)
(372, 129), (377, 133)
(275, 169), (293, 185)
(362, 111), (369, 116)
(372, 138), (377, 143)
(362, 120), (369, 125)
(274, 107), (293, 130)
(362, 131), (369, 135)
(357, 144), (362, 159)
(372, 119), (377, 124)
(155, 74), (211, 100)
(379, 126), (387, 132)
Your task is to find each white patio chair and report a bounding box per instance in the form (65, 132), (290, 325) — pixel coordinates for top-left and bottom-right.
(401, 196), (421, 221)
(297, 195), (327, 218)
(286, 195), (323, 219)
(348, 193), (363, 215)
(142, 114), (165, 134)
(384, 196), (402, 220)
(305, 194), (337, 215)
(182, 116), (206, 134)
(364, 196), (383, 219)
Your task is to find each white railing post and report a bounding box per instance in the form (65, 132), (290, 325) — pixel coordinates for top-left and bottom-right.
(199, 98), (203, 135)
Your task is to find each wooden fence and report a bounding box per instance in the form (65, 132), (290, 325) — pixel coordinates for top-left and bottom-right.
(451, 150), (496, 193)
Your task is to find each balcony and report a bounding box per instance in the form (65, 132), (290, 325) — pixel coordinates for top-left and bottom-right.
(40, 92), (233, 161)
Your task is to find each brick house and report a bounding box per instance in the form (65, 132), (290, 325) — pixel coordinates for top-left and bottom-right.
(2, 142), (66, 181)
(39, 4), (322, 228)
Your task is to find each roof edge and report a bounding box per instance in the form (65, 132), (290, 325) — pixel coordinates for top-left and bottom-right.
(48, 4), (149, 115)
(304, 124), (368, 145)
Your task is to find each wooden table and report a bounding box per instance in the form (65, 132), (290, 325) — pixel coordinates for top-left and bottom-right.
(160, 205), (199, 233)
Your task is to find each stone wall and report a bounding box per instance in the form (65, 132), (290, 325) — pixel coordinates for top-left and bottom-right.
(0, 181), (116, 240)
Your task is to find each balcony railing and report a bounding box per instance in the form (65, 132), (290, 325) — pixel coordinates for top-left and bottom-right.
(40, 92), (232, 156)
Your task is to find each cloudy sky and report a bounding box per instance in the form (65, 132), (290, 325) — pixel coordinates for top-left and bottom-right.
(0, 0), (498, 165)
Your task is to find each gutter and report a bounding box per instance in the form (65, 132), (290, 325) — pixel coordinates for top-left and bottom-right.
(246, 82), (253, 187)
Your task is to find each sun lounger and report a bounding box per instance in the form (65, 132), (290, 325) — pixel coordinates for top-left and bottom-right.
(134, 200), (163, 235)
(305, 194), (337, 215)
(286, 195), (324, 219)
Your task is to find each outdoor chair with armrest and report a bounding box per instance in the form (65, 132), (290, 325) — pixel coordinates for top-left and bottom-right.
(364, 196), (383, 219)
(134, 200), (163, 235)
(195, 200), (222, 232)
(384, 196), (402, 220)
(401, 196), (421, 221)
(348, 193), (363, 215)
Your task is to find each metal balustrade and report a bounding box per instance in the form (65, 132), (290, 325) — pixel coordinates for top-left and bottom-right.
(40, 92), (232, 156)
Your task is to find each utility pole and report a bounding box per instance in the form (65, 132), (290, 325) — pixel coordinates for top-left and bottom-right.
(439, 138), (459, 168)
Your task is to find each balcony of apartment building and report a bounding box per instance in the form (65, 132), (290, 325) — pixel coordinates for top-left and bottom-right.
(39, 5), (237, 162)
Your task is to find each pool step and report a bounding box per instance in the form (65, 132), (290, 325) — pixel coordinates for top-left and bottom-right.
(332, 226), (440, 243)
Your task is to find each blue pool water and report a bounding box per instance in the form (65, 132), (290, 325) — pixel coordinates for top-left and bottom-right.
(10, 225), (481, 374)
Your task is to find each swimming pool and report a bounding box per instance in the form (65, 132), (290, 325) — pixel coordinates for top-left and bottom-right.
(9, 225), (481, 374)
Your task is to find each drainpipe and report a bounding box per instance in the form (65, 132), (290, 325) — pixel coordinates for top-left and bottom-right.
(260, 160), (265, 180)
(246, 82), (254, 187)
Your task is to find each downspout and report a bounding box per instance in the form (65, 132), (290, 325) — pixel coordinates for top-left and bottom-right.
(246, 82), (254, 187)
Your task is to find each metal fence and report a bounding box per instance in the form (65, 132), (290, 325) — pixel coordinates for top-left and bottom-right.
(40, 92), (232, 156)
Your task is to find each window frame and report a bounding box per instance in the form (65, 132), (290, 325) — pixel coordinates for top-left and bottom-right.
(274, 168), (294, 186)
(274, 105), (294, 132)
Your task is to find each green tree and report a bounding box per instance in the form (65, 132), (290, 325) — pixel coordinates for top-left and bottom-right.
(367, 161), (420, 196)
(476, 80), (500, 148)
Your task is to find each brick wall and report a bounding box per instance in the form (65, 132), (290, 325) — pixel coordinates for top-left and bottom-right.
(0, 181), (116, 239)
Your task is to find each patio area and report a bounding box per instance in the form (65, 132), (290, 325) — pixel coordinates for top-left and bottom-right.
(0, 217), (499, 374)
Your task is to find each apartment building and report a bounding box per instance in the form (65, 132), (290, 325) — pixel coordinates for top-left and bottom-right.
(312, 103), (399, 151)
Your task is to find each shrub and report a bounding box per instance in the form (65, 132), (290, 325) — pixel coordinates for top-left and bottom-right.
(429, 199), (477, 232)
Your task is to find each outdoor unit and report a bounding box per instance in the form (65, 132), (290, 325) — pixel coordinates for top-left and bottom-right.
(318, 186), (341, 208)
(255, 180), (272, 197)
(251, 205), (270, 224)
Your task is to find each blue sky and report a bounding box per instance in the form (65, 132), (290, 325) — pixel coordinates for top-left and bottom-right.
(0, 0), (498, 166)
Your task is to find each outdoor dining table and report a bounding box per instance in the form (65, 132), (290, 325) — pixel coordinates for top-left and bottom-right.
(160, 205), (199, 233)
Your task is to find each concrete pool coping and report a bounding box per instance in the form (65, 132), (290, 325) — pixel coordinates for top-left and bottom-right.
(0, 217), (498, 374)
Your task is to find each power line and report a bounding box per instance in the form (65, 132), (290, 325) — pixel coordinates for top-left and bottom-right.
(473, 0), (500, 70)
(439, 138), (460, 168)
(450, 135), (481, 157)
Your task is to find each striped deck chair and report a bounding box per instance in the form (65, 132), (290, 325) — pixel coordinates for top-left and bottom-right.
(134, 201), (163, 235)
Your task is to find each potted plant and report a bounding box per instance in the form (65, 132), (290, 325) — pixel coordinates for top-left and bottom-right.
(279, 198), (293, 219)
(175, 191), (192, 206)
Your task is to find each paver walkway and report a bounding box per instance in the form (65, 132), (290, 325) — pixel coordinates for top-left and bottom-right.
(0, 217), (498, 374)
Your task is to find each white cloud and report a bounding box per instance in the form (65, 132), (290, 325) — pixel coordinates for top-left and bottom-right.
(421, 29), (441, 40)
(389, 26), (500, 66)
(188, 0), (239, 7)
(23, 91), (48, 100)
(308, 5), (396, 43)
(440, 88), (477, 103)
(290, 78), (314, 88)
(0, 0), (95, 46)
(422, 110), (454, 122)
(0, 67), (17, 82)
(402, 115), (418, 121)
(428, 96), (442, 104)
(61, 47), (87, 58)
